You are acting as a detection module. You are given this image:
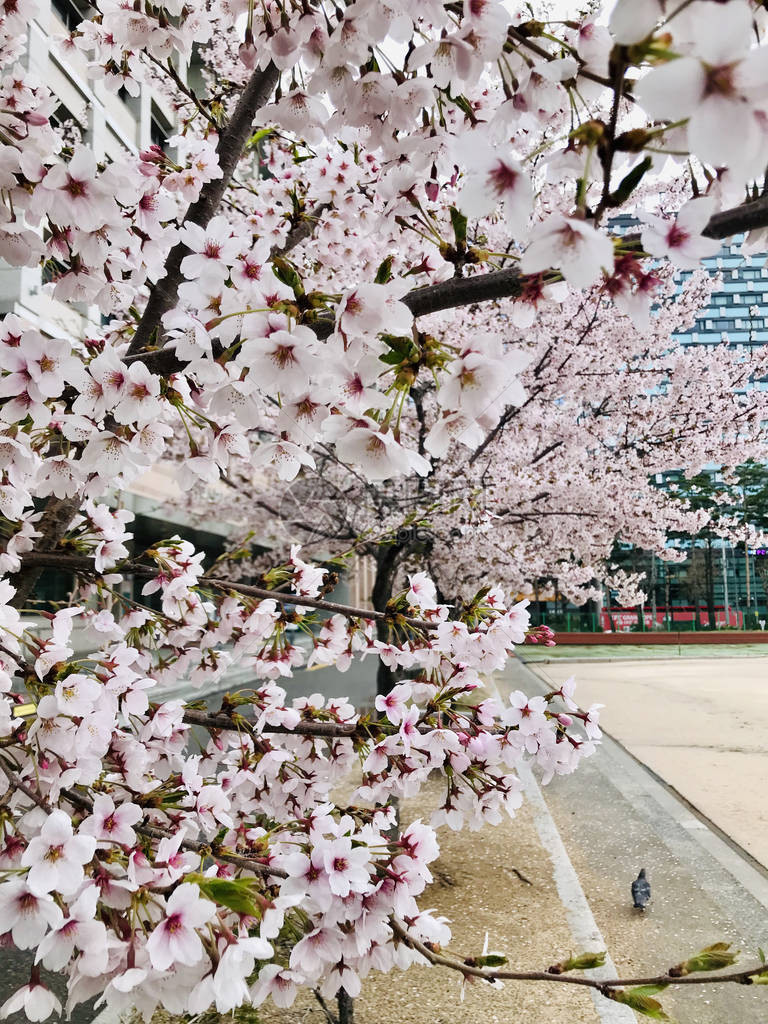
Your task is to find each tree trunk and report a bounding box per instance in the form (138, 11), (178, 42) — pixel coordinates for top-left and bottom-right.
(649, 553), (657, 630)
(664, 564), (671, 630)
(337, 990), (355, 1024)
(706, 538), (716, 628)
(372, 543), (404, 698)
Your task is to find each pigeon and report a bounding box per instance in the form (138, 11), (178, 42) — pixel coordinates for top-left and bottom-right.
(631, 868), (651, 910)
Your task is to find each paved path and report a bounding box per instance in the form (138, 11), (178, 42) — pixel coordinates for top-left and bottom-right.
(500, 658), (768, 1024)
(526, 656), (768, 869)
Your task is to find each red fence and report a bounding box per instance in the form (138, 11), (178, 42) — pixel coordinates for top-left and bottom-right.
(600, 607), (744, 631)
(554, 631), (768, 646)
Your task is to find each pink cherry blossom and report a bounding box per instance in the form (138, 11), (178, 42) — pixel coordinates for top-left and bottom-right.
(521, 216), (614, 290)
(21, 811), (96, 896)
(80, 794), (142, 847)
(146, 882), (216, 971)
(642, 198), (721, 270)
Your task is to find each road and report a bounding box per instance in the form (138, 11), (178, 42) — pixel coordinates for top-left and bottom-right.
(3, 655), (768, 1023)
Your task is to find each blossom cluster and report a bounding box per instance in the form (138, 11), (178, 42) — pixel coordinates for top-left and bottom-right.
(0, 552), (599, 1020)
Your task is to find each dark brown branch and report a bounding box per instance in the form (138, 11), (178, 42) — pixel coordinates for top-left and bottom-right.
(126, 63), (280, 357)
(10, 494), (83, 608)
(60, 784), (286, 878)
(138, 822), (287, 877)
(703, 195), (768, 239)
(182, 707), (360, 737)
(127, 195), (768, 375)
(271, 202), (333, 258)
(0, 758), (52, 811)
(17, 552), (438, 631)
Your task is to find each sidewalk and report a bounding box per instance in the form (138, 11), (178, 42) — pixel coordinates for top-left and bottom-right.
(502, 658), (768, 1024)
(526, 655), (768, 869)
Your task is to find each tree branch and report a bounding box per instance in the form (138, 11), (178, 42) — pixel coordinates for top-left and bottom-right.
(126, 63), (280, 357)
(125, 194), (768, 376)
(59, 784), (286, 878)
(389, 918), (768, 992)
(17, 552), (438, 631)
(9, 494), (83, 609)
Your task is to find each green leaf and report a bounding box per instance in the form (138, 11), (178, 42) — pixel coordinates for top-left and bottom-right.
(562, 951), (607, 972)
(681, 942), (739, 974)
(610, 987), (673, 1020)
(607, 156), (653, 208)
(189, 874), (261, 917)
(475, 954), (508, 968)
(449, 206), (468, 248)
(247, 127), (274, 148)
(375, 256), (394, 284)
(759, 947), (766, 964)
(271, 256), (304, 296)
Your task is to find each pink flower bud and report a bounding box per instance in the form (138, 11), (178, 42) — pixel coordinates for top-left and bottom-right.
(23, 111), (49, 126)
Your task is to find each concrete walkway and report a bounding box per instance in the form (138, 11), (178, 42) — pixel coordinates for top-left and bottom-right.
(526, 656), (768, 869)
(500, 658), (768, 1024)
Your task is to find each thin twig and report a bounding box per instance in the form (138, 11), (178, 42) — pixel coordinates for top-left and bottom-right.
(389, 918), (768, 991)
(311, 989), (339, 1024)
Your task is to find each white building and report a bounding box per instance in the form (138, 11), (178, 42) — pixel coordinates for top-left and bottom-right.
(0, 0), (176, 338)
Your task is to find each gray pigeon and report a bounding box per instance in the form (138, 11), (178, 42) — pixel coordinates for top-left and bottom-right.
(632, 868), (651, 910)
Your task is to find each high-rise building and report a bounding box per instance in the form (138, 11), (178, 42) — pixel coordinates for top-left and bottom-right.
(533, 223), (768, 631)
(674, 240), (768, 354)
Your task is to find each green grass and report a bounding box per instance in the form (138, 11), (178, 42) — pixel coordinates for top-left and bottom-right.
(521, 643), (768, 661)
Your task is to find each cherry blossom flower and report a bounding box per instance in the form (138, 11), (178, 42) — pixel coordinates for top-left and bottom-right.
(145, 883), (216, 971)
(0, 879), (63, 948)
(179, 216), (246, 285)
(238, 327), (319, 398)
(521, 216), (614, 289)
(406, 572), (438, 611)
(0, 983), (61, 1022)
(609, 0), (667, 44)
(321, 836), (371, 898)
(326, 418), (430, 481)
(80, 794), (142, 847)
(36, 885), (108, 974)
(375, 682), (413, 725)
(641, 198), (721, 270)
(635, 1), (768, 180)
(457, 145), (533, 236)
(21, 811), (96, 896)
(33, 146), (115, 232)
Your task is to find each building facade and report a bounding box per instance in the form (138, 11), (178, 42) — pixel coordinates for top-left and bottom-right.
(2, 0), (176, 337)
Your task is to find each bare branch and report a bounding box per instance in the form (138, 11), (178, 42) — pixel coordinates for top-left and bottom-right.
(389, 918), (768, 993)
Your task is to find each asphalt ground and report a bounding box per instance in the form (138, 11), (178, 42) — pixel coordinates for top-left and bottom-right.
(502, 658), (768, 1024)
(527, 655), (768, 869)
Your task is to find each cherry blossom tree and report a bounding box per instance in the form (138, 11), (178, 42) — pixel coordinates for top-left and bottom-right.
(2, 1), (768, 1021)
(179, 262), (768, 692)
